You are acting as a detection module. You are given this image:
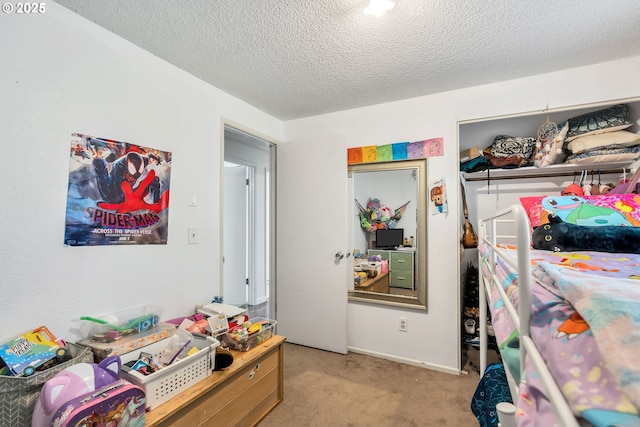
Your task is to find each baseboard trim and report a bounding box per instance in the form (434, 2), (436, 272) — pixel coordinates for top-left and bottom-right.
(347, 346), (461, 375)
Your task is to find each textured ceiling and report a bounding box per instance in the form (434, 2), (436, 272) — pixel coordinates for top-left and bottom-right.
(54, 0), (640, 120)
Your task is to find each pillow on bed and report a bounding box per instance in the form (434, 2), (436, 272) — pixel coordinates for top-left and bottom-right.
(567, 130), (640, 155)
(520, 194), (640, 229)
(565, 104), (632, 142)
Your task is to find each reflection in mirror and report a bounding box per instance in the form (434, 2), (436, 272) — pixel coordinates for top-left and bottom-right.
(348, 159), (428, 310)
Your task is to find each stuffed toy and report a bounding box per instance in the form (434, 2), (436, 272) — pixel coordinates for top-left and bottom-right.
(379, 206), (393, 223)
(532, 214), (640, 254)
(356, 198), (410, 232)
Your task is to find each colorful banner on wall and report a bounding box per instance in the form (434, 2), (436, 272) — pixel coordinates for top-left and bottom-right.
(347, 137), (443, 165)
(64, 133), (172, 246)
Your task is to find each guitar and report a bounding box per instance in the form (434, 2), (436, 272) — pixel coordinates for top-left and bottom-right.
(460, 182), (479, 249)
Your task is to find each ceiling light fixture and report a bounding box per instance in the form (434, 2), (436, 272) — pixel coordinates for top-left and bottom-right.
(364, 0), (395, 16)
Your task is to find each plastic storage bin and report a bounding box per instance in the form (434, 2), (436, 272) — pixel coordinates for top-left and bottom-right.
(359, 261), (382, 274)
(77, 322), (176, 362)
(120, 333), (219, 410)
(220, 317), (277, 352)
(79, 305), (163, 341)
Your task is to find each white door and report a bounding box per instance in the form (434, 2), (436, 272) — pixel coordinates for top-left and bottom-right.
(223, 165), (248, 305)
(276, 136), (348, 354)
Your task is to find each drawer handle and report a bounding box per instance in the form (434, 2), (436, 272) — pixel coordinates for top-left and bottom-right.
(248, 363), (260, 380)
(397, 276), (405, 280)
(396, 260), (406, 263)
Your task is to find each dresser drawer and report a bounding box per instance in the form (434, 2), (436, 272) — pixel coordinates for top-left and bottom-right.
(161, 349), (279, 426)
(390, 268), (413, 288)
(209, 349), (278, 409)
(200, 367), (279, 426)
(389, 253), (412, 269)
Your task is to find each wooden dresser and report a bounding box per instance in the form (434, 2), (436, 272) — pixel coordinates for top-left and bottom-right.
(354, 271), (389, 293)
(146, 335), (285, 427)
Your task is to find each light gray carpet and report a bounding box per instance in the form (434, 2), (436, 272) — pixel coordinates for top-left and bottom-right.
(259, 343), (481, 427)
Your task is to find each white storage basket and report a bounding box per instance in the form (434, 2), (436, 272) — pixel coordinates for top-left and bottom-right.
(120, 333), (219, 410)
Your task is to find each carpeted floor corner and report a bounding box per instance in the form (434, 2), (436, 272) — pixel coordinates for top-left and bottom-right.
(259, 342), (480, 427)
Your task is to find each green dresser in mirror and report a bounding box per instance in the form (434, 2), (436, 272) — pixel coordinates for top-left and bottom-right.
(368, 249), (415, 290)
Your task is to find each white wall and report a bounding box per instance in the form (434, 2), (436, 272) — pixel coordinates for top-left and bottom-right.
(283, 56), (640, 373)
(0, 3), (282, 343)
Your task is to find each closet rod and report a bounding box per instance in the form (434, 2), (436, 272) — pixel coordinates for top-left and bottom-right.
(463, 168), (621, 182)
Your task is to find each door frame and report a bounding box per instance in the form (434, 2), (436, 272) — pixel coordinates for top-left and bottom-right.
(220, 119), (278, 316)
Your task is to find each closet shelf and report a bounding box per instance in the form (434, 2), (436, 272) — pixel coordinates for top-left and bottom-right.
(462, 160), (631, 182)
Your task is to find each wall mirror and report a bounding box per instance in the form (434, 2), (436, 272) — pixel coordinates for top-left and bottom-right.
(348, 159), (428, 310)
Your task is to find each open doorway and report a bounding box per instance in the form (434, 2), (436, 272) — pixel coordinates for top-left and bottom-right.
(223, 125), (274, 319)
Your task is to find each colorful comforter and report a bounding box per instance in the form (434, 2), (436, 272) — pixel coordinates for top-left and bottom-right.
(479, 244), (640, 427)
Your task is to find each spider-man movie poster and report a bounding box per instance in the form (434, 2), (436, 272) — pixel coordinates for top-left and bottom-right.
(64, 133), (172, 246)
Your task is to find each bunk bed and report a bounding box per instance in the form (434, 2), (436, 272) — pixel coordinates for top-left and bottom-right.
(477, 204), (640, 427)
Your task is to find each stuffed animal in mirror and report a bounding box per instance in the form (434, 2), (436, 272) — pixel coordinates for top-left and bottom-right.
(532, 214), (640, 254)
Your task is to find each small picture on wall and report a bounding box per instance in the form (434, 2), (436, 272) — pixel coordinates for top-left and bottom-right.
(430, 178), (448, 215)
(64, 133), (172, 246)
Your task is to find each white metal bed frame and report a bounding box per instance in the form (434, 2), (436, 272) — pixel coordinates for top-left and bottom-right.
(477, 204), (579, 427)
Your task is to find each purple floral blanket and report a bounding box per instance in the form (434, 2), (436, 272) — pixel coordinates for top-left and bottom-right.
(479, 244), (640, 427)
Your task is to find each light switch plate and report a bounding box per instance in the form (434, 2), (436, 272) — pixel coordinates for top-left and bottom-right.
(188, 191), (197, 207)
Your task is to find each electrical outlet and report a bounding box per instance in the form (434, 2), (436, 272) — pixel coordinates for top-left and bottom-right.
(398, 317), (408, 332)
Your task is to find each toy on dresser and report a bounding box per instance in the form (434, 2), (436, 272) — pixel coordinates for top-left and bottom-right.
(51, 380), (145, 427)
(0, 326), (69, 377)
(31, 355), (145, 427)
